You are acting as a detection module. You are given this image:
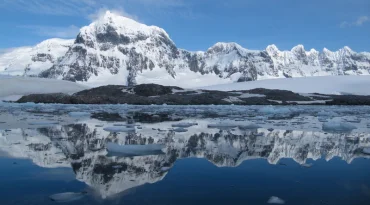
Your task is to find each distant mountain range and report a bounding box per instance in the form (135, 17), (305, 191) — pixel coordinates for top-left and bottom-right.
(1, 11), (369, 88)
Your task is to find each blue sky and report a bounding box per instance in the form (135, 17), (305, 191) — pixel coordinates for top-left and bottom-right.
(0, 0), (369, 52)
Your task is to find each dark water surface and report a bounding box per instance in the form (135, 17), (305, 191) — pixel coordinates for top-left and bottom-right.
(0, 104), (370, 204)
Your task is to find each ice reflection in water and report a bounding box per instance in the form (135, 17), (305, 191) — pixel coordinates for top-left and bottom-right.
(0, 104), (369, 204)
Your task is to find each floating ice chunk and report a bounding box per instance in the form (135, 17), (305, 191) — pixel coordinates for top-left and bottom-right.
(68, 112), (90, 117)
(125, 124), (136, 128)
(208, 123), (238, 129)
(49, 192), (87, 203)
(161, 167), (171, 172)
(253, 133), (264, 137)
(238, 122), (261, 130)
(28, 121), (59, 126)
(172, 122), (198, 128)
(318, 117), (328, 122)
(106, 143), (165, 157)
(346, 119), (361, 123)
(301, 163), (313, 168)
(112, 165), (123, 169)
(113, 124), (125, 126)
(362, 147), (370, 155)
(322, 119), (357, 132)
(173, 128), (188, 132)
(317, 110), (337, 117)
(268, 196), (285, 204)
(103, 126), (135, 132)
(260, 106), (291, 115)
(253, 116), (267, 120)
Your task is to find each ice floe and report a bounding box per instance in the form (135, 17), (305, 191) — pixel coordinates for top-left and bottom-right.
(171, 122), (198, 128)
(322, 119), (357, 132)
(106, 143), (165, 157)
(268, 196), (285, 204)
(103, 127), (135, 132)
(49, 192), (87, 203)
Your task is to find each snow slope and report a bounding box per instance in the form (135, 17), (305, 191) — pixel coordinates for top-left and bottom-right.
(0, 38), (74, 76)
(201, 75), (370, 95)
(0, 76), (88, 101)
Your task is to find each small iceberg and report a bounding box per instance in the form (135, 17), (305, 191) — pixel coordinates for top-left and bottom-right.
(268, 196), (285, 204)
(113, 124), (125, 126)
(238, 122), (261, 130)
(103, 126), (135, 133)
(49, 192), (87, 203)
(173, 128), (188, 133)
(301, 163), (313, 168)
(68, 112), (91, 117)
(28, 121), (59, 126)
(112, 165), (123, 169)
(161, 167), (171, 172)
(362, 147), (370, 155)
(171, 122), (198, 128)
(260, 106), (291, 115)
(208, 123), (238, 129)
(322, 119), (357, 132)
(317, 110), (337, 117)
(106, 143), (165, 157)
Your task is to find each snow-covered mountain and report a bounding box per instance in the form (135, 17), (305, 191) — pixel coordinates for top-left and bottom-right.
(1, 11), (370, 88)
(0, 38), (74, 76)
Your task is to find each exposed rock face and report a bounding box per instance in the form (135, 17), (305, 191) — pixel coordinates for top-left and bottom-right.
(17, 84), (317, 105)
(133, 84), (181, 97)
(16, 83), (370, 105)
(1, 11), (370, 87)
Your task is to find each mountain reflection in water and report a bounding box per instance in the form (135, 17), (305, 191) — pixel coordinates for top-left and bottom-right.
(1, 120), (369, 200)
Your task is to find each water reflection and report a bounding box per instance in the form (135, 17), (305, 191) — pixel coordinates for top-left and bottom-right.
(1, 120), (369, 199)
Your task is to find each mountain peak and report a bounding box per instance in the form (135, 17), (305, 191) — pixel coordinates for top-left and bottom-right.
(291, 44), (305, 52)
(80, 10), (170, 40)
(207, 42), (244, 54)
(323, 47), (332, 53)
(341, 46), (353, 54)
(266, 44), (280, 55)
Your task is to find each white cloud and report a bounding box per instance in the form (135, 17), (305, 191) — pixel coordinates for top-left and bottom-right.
(340, 16), (369, 28)
(19, 25), (80, 38)
(355, 16), (369, 26)
(88, 7), (139, 22)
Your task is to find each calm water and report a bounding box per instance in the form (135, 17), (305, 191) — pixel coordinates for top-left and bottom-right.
(0, 104), (370, 205)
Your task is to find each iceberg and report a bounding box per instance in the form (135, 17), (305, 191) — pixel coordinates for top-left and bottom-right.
(161, 167), (171, 172)
(49, 192), (87, 203)
(106, 143), (165, 157)
(173, 128), (188, 133)
(207, 123), (238, 129)
(28, 121), (59, 126)
(238, 122), (261, 130)
(171, 122), (198, 128)
(268, 196), (285, 204)
(322, 119), (357, 132)
(362, 147), (370, 155)
(103, 126), (135, 132)
(68, 112), (91, 117)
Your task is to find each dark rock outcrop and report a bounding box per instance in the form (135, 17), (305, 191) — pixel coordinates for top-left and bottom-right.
(16, 83), (370, 105)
